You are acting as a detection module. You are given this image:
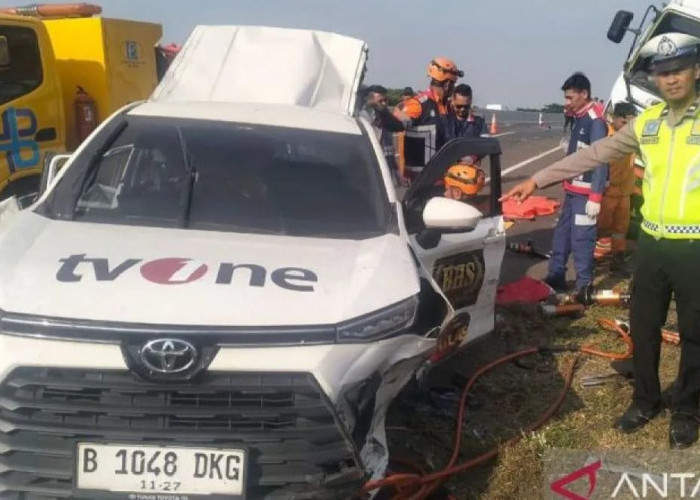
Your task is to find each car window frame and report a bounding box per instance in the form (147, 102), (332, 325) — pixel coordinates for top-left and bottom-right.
(36, 111), (396, 239)
(0, 25), (43, 106)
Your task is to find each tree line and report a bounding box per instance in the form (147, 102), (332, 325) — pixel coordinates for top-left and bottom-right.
(516, 103), (565, 113)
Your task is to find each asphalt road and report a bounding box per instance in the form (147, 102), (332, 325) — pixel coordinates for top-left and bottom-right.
(491, 119), (573, 286)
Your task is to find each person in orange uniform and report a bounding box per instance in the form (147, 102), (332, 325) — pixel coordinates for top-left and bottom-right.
(397, 58), (463, 181)
(442, 163), (489, 216)
(400, 58), (464, 127)
(443, 163), (485, 200)
(597, 102), (638, 276)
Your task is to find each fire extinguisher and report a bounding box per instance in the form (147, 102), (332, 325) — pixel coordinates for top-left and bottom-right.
(74, 86), (98, 144)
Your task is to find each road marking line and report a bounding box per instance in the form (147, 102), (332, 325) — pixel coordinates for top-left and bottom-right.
(484, 145), (562, 185)
(491, 131), (515, 138)
(501, 145), (561, 176)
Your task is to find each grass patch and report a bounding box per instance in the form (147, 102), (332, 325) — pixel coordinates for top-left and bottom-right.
(386, 275), (681, 499)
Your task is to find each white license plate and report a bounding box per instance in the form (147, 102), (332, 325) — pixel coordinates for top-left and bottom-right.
(76, 443), (246, 497)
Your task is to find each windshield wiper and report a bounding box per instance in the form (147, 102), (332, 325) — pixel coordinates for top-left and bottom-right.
(177, 127), (197, 228)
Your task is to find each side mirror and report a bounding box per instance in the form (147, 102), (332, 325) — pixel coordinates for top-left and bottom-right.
(608, 10), (634, 43)
(422, 197), (483, 232)
(41, 153), (71, 194)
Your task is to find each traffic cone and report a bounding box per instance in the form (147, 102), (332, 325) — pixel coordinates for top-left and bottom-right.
(490, 113), (499, 135)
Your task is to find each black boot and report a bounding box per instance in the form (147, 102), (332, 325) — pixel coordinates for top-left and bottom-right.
(610, 252), (630, 278)
(669, 413), (699, 449)
(614, 404), (662, 433)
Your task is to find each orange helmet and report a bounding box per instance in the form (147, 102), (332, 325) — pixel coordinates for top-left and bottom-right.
(444, 163), (485, 196)
(428, 57), (464, 83)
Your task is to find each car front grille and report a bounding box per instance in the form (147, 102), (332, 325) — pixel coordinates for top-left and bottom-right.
(0, 368), (364, 499)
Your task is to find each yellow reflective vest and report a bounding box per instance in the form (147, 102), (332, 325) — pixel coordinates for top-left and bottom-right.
(634, 102), (700, 239)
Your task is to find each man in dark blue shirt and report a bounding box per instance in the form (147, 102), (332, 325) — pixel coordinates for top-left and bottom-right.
(439, 85), (487, 141)
(437, 84), (487, 163)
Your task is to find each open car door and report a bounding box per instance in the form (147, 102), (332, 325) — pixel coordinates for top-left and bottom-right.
(403, 137), (506, 346)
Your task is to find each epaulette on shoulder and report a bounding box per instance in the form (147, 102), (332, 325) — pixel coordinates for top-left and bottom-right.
(647, 101), (666, 112)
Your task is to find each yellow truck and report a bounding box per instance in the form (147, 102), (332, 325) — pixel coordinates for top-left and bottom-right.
(0, 3), (163, 204)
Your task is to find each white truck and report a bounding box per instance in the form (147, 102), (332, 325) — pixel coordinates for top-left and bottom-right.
(0, 25), (507, 499)
(606, 0), (700, 114)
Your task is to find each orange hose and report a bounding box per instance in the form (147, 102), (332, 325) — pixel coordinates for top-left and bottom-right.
(579, 318), (633, 360)
(359, 315), (644, 499)
(359, 348), (577, 498)
(407, 354), (581, 500)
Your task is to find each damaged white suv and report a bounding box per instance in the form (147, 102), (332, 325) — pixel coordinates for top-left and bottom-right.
(0, 26), (505, 499)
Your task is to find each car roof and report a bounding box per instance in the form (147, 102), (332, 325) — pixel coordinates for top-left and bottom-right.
(128, 101), (363, 135)
(150, 25), (368, 117)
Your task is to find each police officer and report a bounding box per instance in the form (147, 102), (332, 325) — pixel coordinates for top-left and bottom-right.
(501, 32), (700, 449)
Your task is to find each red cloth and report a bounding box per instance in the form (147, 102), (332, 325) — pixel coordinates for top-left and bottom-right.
(502, 196), (560, 220)
(496, 276), (553, 306)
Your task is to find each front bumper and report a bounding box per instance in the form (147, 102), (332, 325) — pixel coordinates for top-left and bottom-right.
(0, 333), (434, 499)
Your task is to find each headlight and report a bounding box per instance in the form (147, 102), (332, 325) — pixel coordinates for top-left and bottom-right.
(337, 295), (418, 342)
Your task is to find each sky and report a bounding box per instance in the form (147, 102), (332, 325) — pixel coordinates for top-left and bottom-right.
(21, 0), (653, 108)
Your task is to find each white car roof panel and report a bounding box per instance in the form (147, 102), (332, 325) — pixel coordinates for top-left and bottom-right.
(129, 101), (363, 135)
(150, 25), (368, 116)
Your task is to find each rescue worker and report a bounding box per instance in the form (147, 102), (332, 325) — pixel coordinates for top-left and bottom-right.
(597, 102), (637, 276)
(401, 58), (463, 126)
(544, 72), (609, 293)
(443, 162), (489, 214)
(398, 58), (463, 181)
(501, 33), (700, 448)
(443, 162), (485, 201)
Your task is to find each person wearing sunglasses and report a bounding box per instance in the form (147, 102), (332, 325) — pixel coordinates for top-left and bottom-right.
(437, 84), (487, 165)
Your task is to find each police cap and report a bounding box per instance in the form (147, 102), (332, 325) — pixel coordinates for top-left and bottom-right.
(640, 33), (700, 73)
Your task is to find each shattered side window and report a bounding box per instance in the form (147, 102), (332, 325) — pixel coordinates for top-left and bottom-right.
(76, 145), (134, 210)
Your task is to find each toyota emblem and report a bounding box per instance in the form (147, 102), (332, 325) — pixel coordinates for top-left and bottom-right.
(139, 339), (197, 374)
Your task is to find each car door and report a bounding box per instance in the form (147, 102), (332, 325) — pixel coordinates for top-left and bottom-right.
(403, 137), (506, 346)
